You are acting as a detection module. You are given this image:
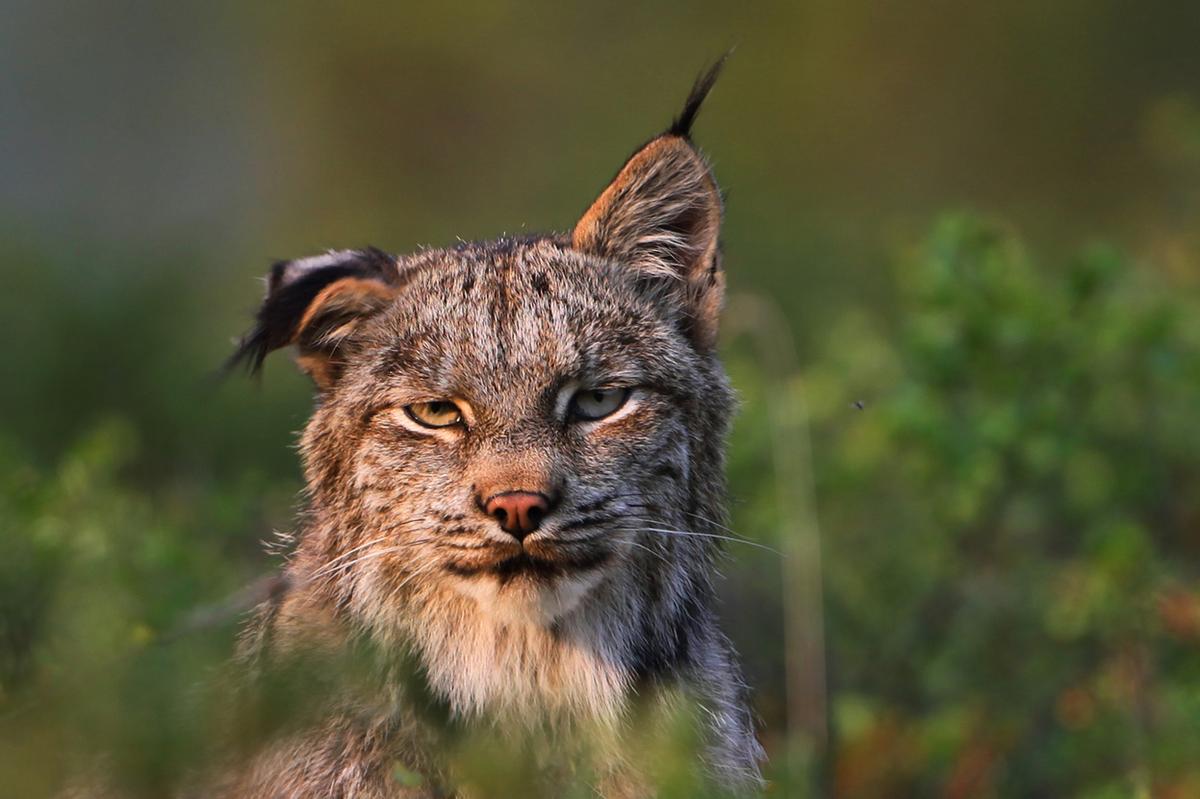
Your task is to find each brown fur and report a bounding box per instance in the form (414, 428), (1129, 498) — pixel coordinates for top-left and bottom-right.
(220, 61), (764, 797)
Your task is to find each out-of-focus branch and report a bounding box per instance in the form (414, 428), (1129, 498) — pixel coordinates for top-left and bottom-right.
(725, 292), (828, 786)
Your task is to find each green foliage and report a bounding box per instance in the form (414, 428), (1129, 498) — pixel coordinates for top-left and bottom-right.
(792, 216), (1200, 796)
(0, 421), (260, 796)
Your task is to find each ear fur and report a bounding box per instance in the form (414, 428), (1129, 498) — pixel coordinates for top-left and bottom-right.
(227, 248), (398, 388)
(572, 59), (727, 351)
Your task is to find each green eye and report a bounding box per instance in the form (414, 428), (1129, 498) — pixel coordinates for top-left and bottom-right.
(570, 387), (631, 421)
(405, 400), (464, 428)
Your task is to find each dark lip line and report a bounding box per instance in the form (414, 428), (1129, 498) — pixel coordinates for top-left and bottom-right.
(443, 550), (612, 584)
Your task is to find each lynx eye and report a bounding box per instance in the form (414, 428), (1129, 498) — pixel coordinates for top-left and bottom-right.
(569, 387), (631, 421)
(405, 400), (464, 429)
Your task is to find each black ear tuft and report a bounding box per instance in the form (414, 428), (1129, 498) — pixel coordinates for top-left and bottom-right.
(668, 53), (729, 139)
(224, 248), (397, 378)
(575, 86), (726, 350)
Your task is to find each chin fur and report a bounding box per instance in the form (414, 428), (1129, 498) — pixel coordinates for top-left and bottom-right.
(444, 561), (610, 627)
(399, 574), (636, 725)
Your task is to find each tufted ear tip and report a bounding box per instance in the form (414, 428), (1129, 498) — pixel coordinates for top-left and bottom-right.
(571, 60), (729, 349)
(667, 53), (728, 140)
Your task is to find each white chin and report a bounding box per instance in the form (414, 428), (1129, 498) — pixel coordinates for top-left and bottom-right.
(448, 570), (605, 626)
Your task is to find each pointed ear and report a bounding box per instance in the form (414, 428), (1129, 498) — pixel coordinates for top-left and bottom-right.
(227, 248), (399, 389)
(572, 63), (726, 350)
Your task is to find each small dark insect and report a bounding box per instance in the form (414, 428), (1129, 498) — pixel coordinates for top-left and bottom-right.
(852, 400), (866, 410)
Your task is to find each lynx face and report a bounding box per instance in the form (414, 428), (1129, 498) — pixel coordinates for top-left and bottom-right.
(233, 99), (733, 604)
(295, 239), (724, 627)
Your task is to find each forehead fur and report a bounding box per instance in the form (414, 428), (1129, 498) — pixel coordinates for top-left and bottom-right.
(341, 236), (705, 406)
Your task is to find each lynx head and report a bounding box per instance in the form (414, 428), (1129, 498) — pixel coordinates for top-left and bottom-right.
(231, 64), (734, 646)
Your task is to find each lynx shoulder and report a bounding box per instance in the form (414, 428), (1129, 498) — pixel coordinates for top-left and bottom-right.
(224, 58), (764, 797)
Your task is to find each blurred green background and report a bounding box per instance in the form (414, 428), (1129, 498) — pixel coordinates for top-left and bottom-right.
(3, 2), (1199, 796)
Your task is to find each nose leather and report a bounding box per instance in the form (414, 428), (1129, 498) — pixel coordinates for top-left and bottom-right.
(483, 491), (553, 540)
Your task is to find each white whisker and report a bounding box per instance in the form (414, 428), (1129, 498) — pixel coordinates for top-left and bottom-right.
(620, 536), (671, 566)
(629, 525), (782, 556)
(311, 538), (441, 582)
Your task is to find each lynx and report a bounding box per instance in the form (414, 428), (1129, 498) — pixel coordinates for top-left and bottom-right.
(223, 61), (764, 797)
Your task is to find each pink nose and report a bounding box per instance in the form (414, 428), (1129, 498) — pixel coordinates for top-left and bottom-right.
(483, 491), (553, 539)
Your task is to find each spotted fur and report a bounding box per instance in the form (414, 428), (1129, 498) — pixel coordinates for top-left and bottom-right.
(225, 61), (763, 797)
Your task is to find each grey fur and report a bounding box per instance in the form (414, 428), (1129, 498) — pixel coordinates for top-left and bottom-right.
(223, 79), (764, 797)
